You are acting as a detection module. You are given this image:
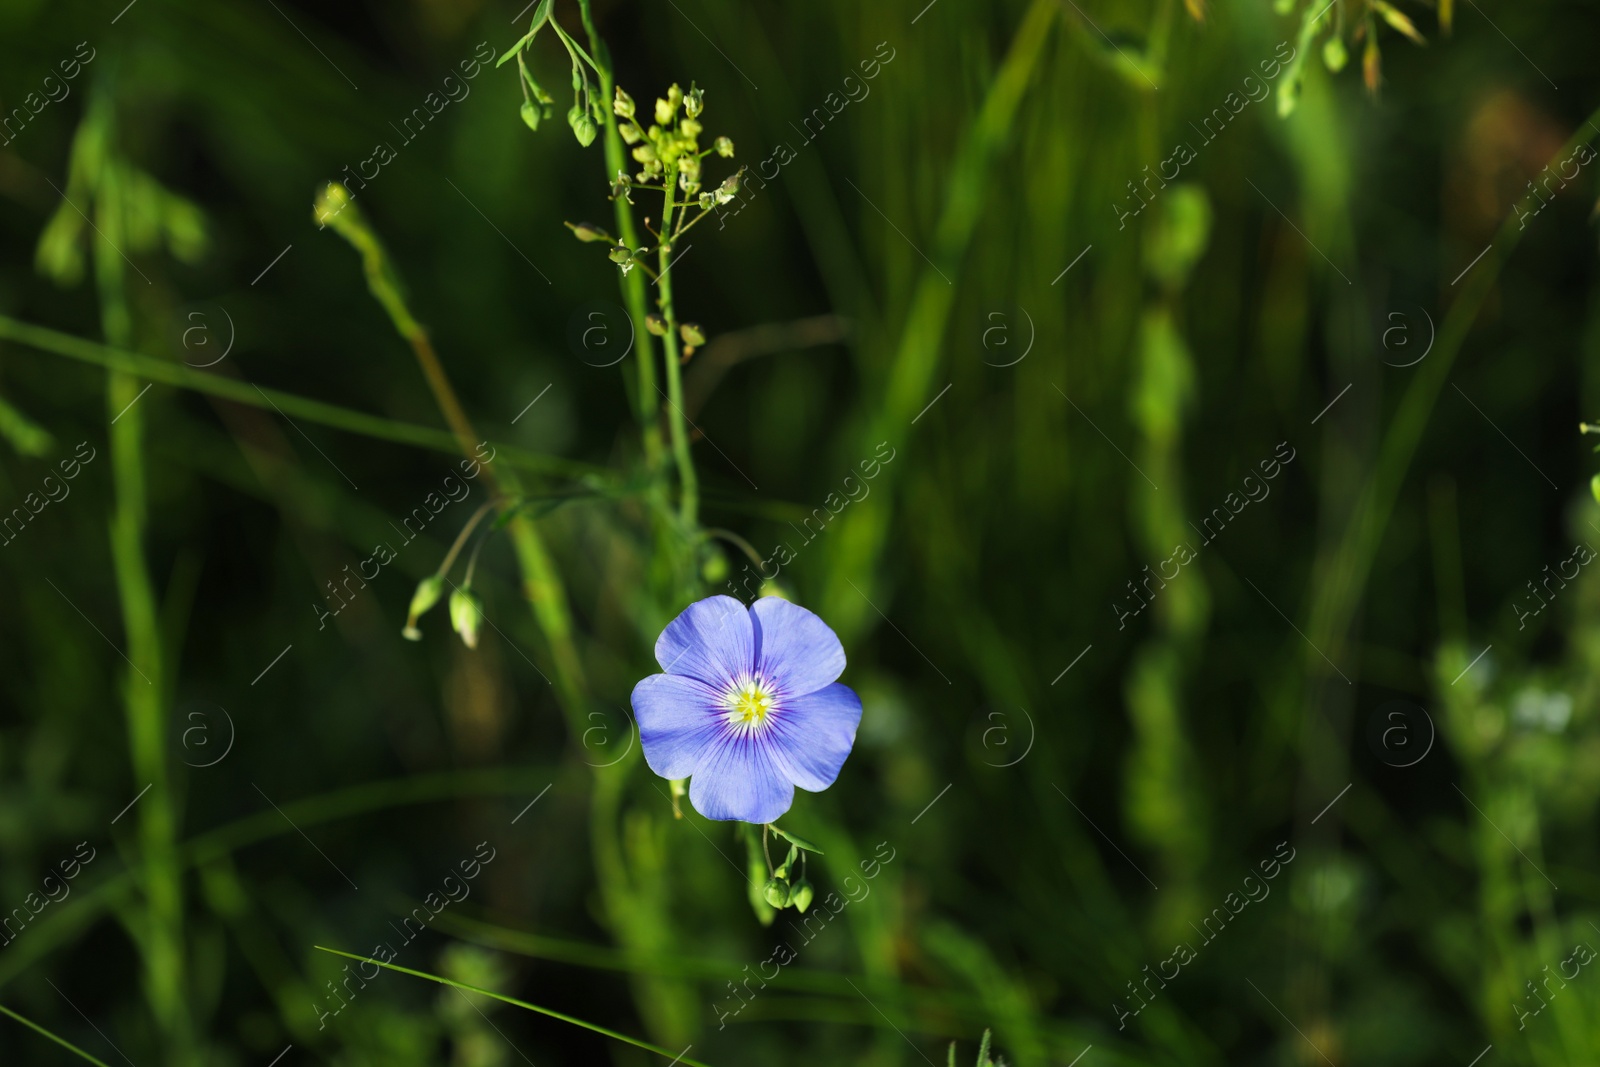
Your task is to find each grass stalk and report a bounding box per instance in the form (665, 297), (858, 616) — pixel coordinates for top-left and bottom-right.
(1302, 102), (1600, 676)
(820, 0), (1059, 637)
(0, 312), (607, 483)
(313, 946), (718, 1067)
(92, 149), (192, 1061)
(0, 1002), (114, 1067)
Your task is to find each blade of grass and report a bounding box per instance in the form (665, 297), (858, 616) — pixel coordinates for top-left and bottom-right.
(0, 766), (559, 990)
(820, 0), (1059, 639)
(433, 909), (984, 1009)
(0, 1002), (114, 1067)
(0, 312), (608, 483)
(313, 946), (718, 1066)
(86, 96), (194, 1060)
(1302, 102), (1600, 675)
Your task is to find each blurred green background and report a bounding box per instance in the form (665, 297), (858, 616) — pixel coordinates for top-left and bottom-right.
(1, 0), (1598, 1064)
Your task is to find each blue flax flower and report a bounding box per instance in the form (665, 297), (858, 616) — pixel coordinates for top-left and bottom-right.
(632, 595), (863, 823)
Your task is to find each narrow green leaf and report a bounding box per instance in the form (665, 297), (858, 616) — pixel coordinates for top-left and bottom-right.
(496, 0), (553, 67)
(314, 946), (719, 1067)
(770, 824), (824, 854)
(0, 1002), (114, 1067)
(0, 313), (609, 484)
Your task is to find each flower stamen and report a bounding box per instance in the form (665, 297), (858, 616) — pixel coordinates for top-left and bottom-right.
(724, 676), (776, 734)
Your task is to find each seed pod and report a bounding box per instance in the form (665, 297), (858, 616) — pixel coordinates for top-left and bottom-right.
(680, 322), (706, 347)
(646, 313), (668, 336)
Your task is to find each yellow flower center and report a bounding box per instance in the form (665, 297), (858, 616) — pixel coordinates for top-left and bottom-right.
(726, 677), (776, 732)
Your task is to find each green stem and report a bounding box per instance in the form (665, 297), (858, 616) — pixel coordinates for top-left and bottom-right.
(94, 154), (192, 1060)
(0, 313), (606, 483)
(319, 190), (592, 719)
(657, 164), (699, 529)
(577, 0), (663, 470)
(313, 947), (719, 1067)
(436, 499), (500, 577)
(0, 1003), (114, 1067)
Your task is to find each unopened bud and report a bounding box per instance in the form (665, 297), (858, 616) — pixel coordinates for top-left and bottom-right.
(404, 575), (446, 639)
(573, 113), (597, 147)
(568, 222), (610, 243)
(714, 136), (734, 158)
(313, 182), (354, 228)
(614, 85), (635, 118)
(449, 585), (483, 650)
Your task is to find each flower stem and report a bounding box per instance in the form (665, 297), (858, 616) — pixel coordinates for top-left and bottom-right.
(576, 0), (663, 472)
(437, 499), (500, 578)
(321, 192), (590, 716)
(657, 163), (699, 529)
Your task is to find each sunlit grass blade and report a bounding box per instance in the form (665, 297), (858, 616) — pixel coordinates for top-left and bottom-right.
(313, 946), (715, 1066)
(0, 1002), (114, 1067)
